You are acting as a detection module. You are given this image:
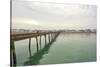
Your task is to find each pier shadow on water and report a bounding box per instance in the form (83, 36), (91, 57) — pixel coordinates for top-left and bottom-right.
(23, 33), (59, 66)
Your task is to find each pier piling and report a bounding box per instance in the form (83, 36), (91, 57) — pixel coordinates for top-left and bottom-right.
(36, 37), (39, 52)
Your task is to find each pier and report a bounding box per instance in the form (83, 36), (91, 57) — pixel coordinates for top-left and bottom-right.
(10, 31), (60, 66)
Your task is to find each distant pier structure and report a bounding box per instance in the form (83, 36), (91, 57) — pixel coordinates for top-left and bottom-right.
(10, 30), (60, 66)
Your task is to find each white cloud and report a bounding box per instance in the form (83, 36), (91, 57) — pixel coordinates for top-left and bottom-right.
(12, 0), (97, 29)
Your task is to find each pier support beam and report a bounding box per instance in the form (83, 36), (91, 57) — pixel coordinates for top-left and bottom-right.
(48, 34), (50, 42)
(51, 33), (53, 40)
(29, 38), (31, 49)
(44, 34), (47, 45)
(29, 38), (31, 57)
(39, 35), (41, 48)
(36, 37), (39, 52)
(10, 40), (16, 66)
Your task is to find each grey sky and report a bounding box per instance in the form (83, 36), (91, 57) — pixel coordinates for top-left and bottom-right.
(12, 0), (97, 30)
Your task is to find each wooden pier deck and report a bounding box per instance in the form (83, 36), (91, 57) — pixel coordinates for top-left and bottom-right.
(11, 31), (59, 41)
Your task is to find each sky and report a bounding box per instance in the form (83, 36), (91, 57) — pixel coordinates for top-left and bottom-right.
(12, 0), (97, 30)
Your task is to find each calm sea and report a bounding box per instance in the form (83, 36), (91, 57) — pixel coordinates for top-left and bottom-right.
(14, 33), (96, 66)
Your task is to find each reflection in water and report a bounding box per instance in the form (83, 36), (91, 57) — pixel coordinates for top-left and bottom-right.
(24, 33), (60, 65)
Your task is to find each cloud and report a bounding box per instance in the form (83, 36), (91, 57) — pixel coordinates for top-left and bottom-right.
(12, 1), (97, 29)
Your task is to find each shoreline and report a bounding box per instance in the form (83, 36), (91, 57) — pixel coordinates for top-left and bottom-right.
(60, 32), (96, 34)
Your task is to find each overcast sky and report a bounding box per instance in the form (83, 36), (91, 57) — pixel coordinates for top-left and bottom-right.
(12, 0), (97, 30)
